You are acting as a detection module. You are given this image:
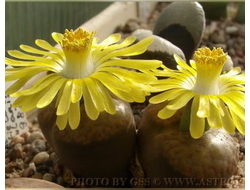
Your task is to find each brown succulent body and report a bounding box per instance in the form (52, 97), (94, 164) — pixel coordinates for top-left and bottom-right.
(137, 102), (239, 187)
(38, 99), (136, 183)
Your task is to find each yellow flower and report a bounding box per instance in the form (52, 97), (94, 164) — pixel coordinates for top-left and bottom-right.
(150, 47), (245, 139)
(5, 28), (162, 130)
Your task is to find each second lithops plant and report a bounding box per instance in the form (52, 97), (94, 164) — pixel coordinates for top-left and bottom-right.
(5, 28), (162, 184)
(136, 3), (244, 187)
(137, 47), (244, 187)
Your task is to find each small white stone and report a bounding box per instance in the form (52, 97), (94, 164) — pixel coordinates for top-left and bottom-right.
(27, 132), (44, 143)
(29, 162), (37, 172)
(12, 135), (25, 144)
(33, 152), (49, 165)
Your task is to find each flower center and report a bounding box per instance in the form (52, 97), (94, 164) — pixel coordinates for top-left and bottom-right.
(193, 47), (227, 95)
(60, 28), (96, 79)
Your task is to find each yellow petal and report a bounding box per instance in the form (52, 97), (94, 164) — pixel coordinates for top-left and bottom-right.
(189, 60), (196, 70)
(12, 96), (26, 108)
(5, 57), (54, 68)
(99, 67), (157, 84)
(209, 96), (224, 116)
(98, 59), (162, 70)
(84, 78), (105, 112)
(52, 32), (64, 44)
(21, 88), (48, 112)
(158, 106), (177, 119)
(207, 102), (223, 129)
(94, 36), (136, 62)
(219, 94), (244, 120)
(71, 79), (83, 103)
(221, 85), (245, 93)
(82, 80), (99, 120)
(5, 73), (34, 95)
(230, 109), (245, 135)
(219, 101), (236, 134)
(149, 89), (185, 104)
(55, 83), (65, 107)
(190, 96), (205, 139)
(91, 72), (131, 92)
(92, 73), (134, 102)
(6, 67), (52, 82)
(103, 86), (134, 102)
(122, 36), (154, 56)
(68, 102), (80, 130)
(19, 44), (64, 64)
(7, 50), (58, 66)
(120, 80), (146, 103)
(221, 91), (245, 108)
(57, 80), (73, 115)
(174, 54), (196, 75)
(97, 36), (153, 64)
(166, 91), (195, 110)
(197, 95), (210, 118)
(94, 80), (116, 114)
(37, 78), (66, 108)
(35, 39), (65, 59)
(11, 74), (60, 97)
(99, 33), (121, 46)
(219, 74), (245, 92)
(56, 113), (68, 130)
(224, 67), (241, 76)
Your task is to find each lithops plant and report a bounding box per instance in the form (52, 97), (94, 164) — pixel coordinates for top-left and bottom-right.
(5, 28), (162, 184)
(137, 47), (244, 187)
(132, 29), (186, 69)
(153, 2), (205, 61)
(200, 2), (228, 20)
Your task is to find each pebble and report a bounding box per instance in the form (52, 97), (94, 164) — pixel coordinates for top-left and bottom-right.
(10, 143), (24, 159)
(13, 143), (23, 158)
(33, 152), (50, 165)
(225, 26), (239, 35)
(5, 162), (18, 173)
(213, 43), (227, 50)
(240, 144), (245, 153)
(29, 162), (36, 172)
(234, 175), (241, 180)
(56, 177), (65, 186)
(239, 177), (245, 184)
(21, 132), (31, 141)
(211, 30), (225, 43)
(223, 55), (234, 72)
(22, 167), (35, 177)
(23, 144), (32, 152)
(27, 132), (44, 143)
(134, 115), (141, 129)
(43, 173), (56, 182)
(31, 171), (43, 179)
(50, 152), (59, 165)
(63, 167), (75, 185)
(31, 139), (46, 154)
(36, 165), (50, 174)
(53, 163), (62, 176)
(5, 157), (10, 165)
(11, 135), (25, 145)
(122, 19), (141, 33)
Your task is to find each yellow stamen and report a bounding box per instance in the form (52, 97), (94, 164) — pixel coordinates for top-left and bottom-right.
(60, 28), (96, 79)
(193, 47), (228, 95)
(61, 29), (95, 52)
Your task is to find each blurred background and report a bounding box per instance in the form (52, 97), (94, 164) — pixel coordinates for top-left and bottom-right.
(5, 1), (244, 54)
(5, 2), (112, 55)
